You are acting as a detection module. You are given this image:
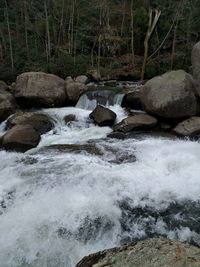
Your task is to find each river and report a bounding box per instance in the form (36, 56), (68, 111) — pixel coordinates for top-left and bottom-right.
(0, 93), (200, 267)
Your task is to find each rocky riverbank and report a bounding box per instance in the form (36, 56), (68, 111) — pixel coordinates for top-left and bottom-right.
(76, 238), (200, 267)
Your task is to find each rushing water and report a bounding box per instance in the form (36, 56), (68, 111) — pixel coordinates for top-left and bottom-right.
(0, 97), (200, 267)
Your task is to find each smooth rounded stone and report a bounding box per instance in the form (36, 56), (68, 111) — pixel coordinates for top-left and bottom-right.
(89, 105), (117, 127)
(75, 75), (89, 84)
(37, 144), (103, 156)
(65, 79), (87, 105)
(140, 70), (197, 119)
(64, 114), (76, 124)
(6, 112), (54, 135)
(0, 90), (16, 122)
(1, 125), (40, 152)
(76, 238), (200, 267)
(14, 72), (66, 107)
(173, 116), (200, 136)
(121, 91), (143, 110)
(114, 114), (157, 133)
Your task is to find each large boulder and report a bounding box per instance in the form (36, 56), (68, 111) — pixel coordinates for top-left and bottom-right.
(0, 90), (16, 121)
(14, 72), (66, 107)
(192, 42), (200, 97)
(173, 116), (200, 136)
(140, 70), (197, 119)
(114, 114), (157, 133)
(65, 77), (87, 105)
(76, 238), (200, 267)
(1, 125), (40, 152)
(121, 91), (143, 110)
(89, 105), (116, 127)
(6, 112), (54, 135)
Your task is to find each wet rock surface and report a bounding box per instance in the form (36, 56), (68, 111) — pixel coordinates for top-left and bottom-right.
(37, 143), (103, 156)
(89, 105), (116, 127)
(1, 124), (41, 152)
(76, 238), (200, 267)
(114, 114), (157, 133)
(6, 112), (54, 135)
(173, 116), (200, 137)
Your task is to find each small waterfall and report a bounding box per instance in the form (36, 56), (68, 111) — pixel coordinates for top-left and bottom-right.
(76, 90), (124, 110)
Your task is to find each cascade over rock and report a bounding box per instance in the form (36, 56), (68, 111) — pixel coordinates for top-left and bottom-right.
(89, 105), (116, 127)
(140, 70), (197, 119)
(14, 72), (66, 107)
(0, 90), (17, 122)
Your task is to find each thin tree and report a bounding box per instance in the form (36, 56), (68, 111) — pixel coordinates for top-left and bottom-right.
(4, 0), (14, 71)
(141, 8), (161, 81)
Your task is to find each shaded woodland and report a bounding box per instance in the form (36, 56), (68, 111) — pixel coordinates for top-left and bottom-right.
(0, 0), (200, 82)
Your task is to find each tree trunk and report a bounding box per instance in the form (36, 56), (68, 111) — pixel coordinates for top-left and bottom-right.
(4, 0), (14, 71)
(141, 9), (161, 81)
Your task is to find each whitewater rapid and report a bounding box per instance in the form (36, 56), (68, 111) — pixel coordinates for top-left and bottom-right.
(0, 104), (200, 267)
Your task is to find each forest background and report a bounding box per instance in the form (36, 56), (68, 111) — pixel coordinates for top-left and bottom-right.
(0, 0), (200, 82)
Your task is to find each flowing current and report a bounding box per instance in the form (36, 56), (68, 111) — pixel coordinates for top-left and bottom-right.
(0, 94), (200, 267)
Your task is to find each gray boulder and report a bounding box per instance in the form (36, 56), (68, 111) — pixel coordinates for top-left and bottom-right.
(192, 41), (200, 97)
(89, 105), (116, 127)
(114, 114), (157, 132)
(6, 112), (54, 135)
(76, 238), (200, 267)
(140, 70), (197, 119)
(122, 91), (143, 110)
(0, 90), (16, 121)
(1, 125), (40, 152)
(15, 72), (66, 107)
(173, 116), (200, 136)
(65, 78), (87, 105)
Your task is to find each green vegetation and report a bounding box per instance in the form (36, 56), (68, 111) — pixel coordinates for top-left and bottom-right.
(0, 0), (200, 82)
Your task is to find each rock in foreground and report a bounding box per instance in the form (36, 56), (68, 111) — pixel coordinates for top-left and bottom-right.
(114, 114), (157, 133)
(141, 70), (197, 119)
(1, 125), (40, 152)
(89, 105), (116, 127)
(76, 238), (200, 267)
(173, 116), (200, 136)
(6, 112), (54, 135)
(15, 72), (66, 107)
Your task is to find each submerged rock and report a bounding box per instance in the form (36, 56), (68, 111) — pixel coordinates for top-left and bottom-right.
(37, 144), (103, 156)
(140, 70), (197, 119)
(64, 114), (76, 124)
(114, 114), (157, 133)
(173, 116), (200, 137)
(76, 238), (200, 267)
(89, 105), (116, 127)
(1, 125), (40, 152)
(0, 90), (17, 122)
(0, 81), (8, 91)
(7, 112), (54, 135)
(15, 72), (66, 107)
